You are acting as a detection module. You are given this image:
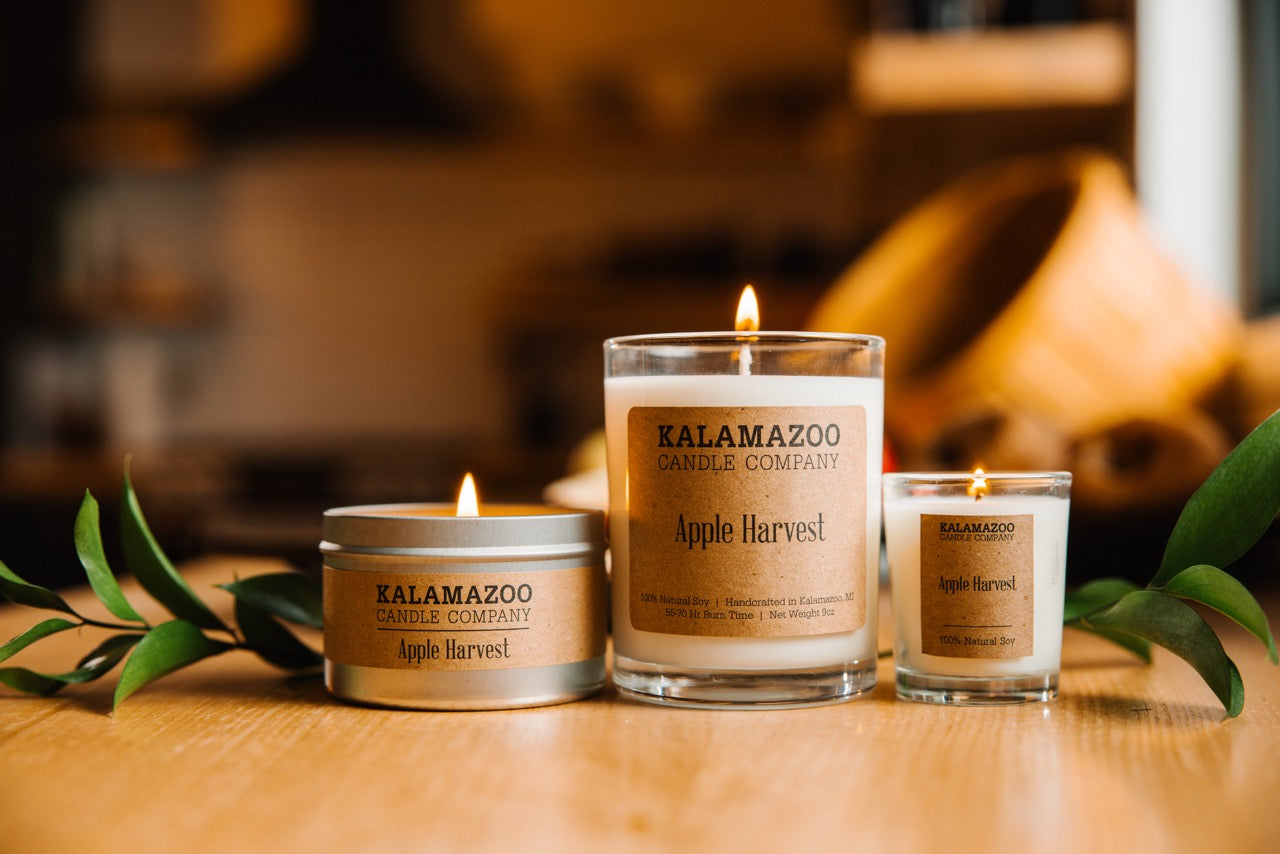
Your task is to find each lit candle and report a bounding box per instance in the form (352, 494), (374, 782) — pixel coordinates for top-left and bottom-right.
(603, 287), (885, 707)
(882, 470), (1071, 704)
(321, 474), (608, 710)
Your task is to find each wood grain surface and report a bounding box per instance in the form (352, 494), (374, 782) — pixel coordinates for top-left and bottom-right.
(1, 556), (1277, 853)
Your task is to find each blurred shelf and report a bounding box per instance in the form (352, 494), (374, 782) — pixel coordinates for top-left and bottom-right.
(48, 279), (221, 333)
(58, 113), (209, 172)
(852, 22), (1132, 114)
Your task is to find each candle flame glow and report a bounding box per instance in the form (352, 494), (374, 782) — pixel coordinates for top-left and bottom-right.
(456, 472), (480, 516)
(967, 468), (988, 500)
(735, 284), (760, 332)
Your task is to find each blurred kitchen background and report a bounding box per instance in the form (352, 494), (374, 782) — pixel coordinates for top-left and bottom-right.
(1, 0), (1277, 586)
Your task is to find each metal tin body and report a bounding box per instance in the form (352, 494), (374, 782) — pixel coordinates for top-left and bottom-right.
(321, 503), (607, 710)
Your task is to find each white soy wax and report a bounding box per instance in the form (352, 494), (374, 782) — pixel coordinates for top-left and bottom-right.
(883, 471), (1071, 705)
(604, 332), (884, 708)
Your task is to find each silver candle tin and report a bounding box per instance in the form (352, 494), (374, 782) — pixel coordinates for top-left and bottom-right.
(321, 503), (607, 710)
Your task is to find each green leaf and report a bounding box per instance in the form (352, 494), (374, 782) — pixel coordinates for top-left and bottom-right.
(1063, 578), (1140, 622)
(1066, 623), (1153, 662)
(0, 559), (77, 616)
(0, 633), (144, 697)
(234, 599), (323, 670)
(0, 667), (65, 696)
(0, 618), (79, 664)
(75, 490), (146, 624)
(76, 633), (146, 674)
(218, 572), (322, 629)
(1160, 565), (1278, 663)
(1085, 590), (1244, 717)
(120, 465), (227, 632)
(113, 620), (229, 709)
(1155, 409), (1280, 586)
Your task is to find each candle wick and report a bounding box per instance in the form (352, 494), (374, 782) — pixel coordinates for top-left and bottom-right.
(738, 342), (753, 376)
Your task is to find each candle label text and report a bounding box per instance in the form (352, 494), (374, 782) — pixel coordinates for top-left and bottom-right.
(323, 565), (607, 671)
(627, 405), (868, 638)
(920, 513), (1034, 658)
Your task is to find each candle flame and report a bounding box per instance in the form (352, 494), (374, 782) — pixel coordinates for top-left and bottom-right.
(735, 285), (760, 332)
(456, 472), (480, 516)
(967, 468), (988, 500)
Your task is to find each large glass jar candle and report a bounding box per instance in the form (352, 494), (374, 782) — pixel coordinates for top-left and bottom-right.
(604, 330), (884, 707)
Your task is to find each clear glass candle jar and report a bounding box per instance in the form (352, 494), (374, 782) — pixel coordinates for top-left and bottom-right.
(604, 332), (884, 708)
(883, 471), (1072, 704)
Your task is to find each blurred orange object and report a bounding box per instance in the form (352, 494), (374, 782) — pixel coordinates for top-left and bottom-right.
(809, 149), (1241, 469)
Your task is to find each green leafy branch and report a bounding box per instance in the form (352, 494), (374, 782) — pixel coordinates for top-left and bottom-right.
(0, 464), (321, 710)
(1065, 409), (1280, 717)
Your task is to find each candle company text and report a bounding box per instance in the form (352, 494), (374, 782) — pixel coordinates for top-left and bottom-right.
(656, 451), (840, 472)
(376, 582), (534, 606)
(656, 421), (843, 448)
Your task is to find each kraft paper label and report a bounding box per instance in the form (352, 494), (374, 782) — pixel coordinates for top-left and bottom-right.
(627, 405), (867, 638)
(920, 513), (1034, 658)
(323, 565), (607, 671)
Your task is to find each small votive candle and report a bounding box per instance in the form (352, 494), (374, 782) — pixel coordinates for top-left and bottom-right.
(321, 475), (608, 710)
(604, 287), (885, 708)
(883, 470), (1071, 705)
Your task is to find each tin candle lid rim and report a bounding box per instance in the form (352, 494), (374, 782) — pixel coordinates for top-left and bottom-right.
(322, 502), (605, 557)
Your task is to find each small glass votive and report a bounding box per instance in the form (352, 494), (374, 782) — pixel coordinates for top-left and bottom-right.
(883, 471), (1071, 705)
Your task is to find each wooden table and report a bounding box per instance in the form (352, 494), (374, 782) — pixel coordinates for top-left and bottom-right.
(2, 556), (1278, 853)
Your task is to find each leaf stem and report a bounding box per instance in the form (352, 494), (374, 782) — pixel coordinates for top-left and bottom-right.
(76, 615), (152, 632)
(61, 602), (248, 642)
